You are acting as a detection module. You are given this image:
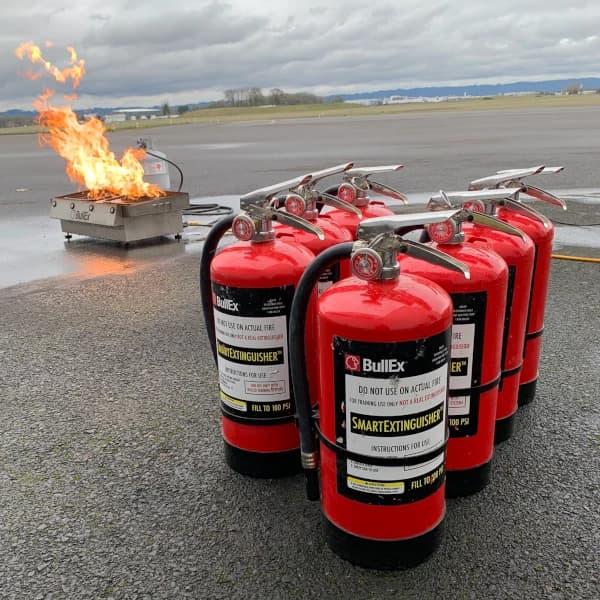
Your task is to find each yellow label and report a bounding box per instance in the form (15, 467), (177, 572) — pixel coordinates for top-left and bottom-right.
(220, 391), (247, 409)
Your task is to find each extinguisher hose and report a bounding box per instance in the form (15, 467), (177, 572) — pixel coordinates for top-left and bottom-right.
(289, 242), (354, 501)
(199, 214), (236, 364)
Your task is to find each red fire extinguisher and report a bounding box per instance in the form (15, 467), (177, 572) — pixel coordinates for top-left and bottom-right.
(274, 163), (361, 292)
(469, 165), (566, 405)
(289, 211), (469, 569)
(199, 174), (324, 478)
(399, 193), (524, 496)
(322, 165), (406, 238)
(431, 189), (535, 443)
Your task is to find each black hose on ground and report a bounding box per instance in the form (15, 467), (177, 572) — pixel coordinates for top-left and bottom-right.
(200, 215), (236, 364)
(289, 242), (354, 501)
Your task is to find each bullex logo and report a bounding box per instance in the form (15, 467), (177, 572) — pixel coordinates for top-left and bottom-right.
(363, 357), (406, 373)
(214, 294), (239, 312)
(72, 210), (90, 221)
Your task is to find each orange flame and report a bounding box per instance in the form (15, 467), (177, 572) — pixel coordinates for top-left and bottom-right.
(16, 42), (164, 200)
(15, 41), (86, 88)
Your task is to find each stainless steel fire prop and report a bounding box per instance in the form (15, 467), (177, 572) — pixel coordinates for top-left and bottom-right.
(49, 190), (190, 242)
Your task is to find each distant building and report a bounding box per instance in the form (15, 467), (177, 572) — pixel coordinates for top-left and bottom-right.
(344, 98), (382, 106)
(104, 108), (161, 123)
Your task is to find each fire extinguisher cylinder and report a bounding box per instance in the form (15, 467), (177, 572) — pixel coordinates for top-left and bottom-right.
(469, 166), (566, 406)
(200, 173), (325, 478)
(429, 188), (535, 443)
(403, 193), (524, 496)
(290, 211), (469, 569)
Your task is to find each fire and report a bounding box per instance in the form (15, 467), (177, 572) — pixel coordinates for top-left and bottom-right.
(16, 41), (86, 88)
(15, 42), (164, 200)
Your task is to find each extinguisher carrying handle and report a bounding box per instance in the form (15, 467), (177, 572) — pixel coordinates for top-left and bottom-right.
(345, 164), (404, 178)
(301, 162), (354, 186)
(289, 242), (356, 501)
(199, 214), (236, 364)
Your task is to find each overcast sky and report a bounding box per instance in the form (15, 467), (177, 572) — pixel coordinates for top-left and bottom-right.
(3, 0), (600, 111)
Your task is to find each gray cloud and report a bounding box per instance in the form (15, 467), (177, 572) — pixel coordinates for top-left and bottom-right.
(2, 0), (600, 111)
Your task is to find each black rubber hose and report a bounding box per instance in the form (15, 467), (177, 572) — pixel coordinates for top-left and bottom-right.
(200, 215), (236, 364)
(145, 149), (184, 192)
(289, 242), (354, 501)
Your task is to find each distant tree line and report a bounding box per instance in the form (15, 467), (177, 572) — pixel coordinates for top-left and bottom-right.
(0, 115), (35, 128)
(209, 87), (344, 108)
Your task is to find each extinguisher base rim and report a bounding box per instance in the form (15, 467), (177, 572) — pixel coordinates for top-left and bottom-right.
(518, 378), (538, 407)
(224, 442), (302, 478)
(323, 517), (443, 570)
(494, 415), (515, 445)
(445, 461), (492, 498)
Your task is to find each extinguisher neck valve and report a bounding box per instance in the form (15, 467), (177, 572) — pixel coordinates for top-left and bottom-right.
(356, 209), (462, 240)
(342, 164), (407, 206)
(236, 204), (325, 242)
(426, 196), (527, 241)
(429, 188), (520, 215)
(284, 163), (360, 218)
(351, 230), (470, 280)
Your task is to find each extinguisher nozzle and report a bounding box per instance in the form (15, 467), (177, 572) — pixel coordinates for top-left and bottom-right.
(305, 470), (320, 501)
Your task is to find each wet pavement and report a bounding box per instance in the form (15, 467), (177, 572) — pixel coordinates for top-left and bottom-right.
(1, 187), (598, 290)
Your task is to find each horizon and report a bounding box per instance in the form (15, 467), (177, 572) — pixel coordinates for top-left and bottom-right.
(2, 74), (598, 115)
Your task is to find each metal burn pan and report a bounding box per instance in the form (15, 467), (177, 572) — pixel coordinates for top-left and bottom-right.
(49, 190), (190, 242)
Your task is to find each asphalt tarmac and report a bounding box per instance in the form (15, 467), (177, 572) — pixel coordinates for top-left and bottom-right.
(0, 107), (599, 599)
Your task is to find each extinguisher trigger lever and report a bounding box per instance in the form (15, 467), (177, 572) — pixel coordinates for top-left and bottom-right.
(319, 191), (362, 215)
(502, 198), (553, 229)
(271, 209), (326, 239)
(460, 210), (527, 240)
(367, 179), (409, 203)
(520, 184), (567, 210)
(400, 240), (471, 279)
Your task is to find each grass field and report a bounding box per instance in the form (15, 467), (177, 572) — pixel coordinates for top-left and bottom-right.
(3, 93), (600, 135)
